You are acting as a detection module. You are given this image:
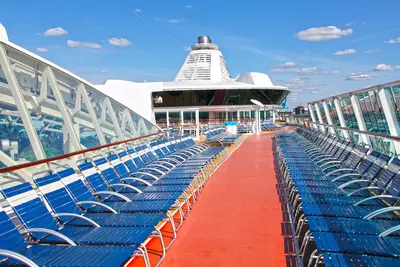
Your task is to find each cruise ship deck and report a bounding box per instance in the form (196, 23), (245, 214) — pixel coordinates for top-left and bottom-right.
(3, 15), (400, 266)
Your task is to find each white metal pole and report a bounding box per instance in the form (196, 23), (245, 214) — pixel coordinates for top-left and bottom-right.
(333, 99), (350, 138)
(350, 95), (371, 145)
(195, 109), (200, 141)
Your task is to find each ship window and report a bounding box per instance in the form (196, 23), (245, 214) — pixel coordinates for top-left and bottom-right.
(152, 89), (288, 107)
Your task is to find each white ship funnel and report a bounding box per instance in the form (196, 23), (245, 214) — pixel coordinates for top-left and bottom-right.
(174, 36), (230, 82)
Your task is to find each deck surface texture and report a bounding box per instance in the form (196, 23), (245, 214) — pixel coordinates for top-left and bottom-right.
(162, 133), (286, 266)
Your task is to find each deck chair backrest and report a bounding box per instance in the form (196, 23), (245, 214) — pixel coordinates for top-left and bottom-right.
(143, 144), (159, 162)
(116, 149), (139, 173)
(363, 153), (391, 181)
(375, 158), (400, 189)
(386, 174), (400, 203)
(93, 156), (120, 185)
(327, 137), (341, 156)
(334, 140), (349, 159)
(132, 153), (147, 169)
(338, 142), (355, 162)
(77, 160), (109, 192)
(32, 171), (81, 215)
(0, 206), (28, 254)
(343, 145), (369, 169)
(0, 182), (59, 238)
(354, 151), (380, 175)
(58, 167), (97, 203)
(151, 141), (166, 159)
(107, 152), (131, 179)
(139, 146), (153, 165)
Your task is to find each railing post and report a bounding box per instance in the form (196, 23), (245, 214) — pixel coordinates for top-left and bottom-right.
(46, 67), (81, 152)
(195, 109), (200, 141)
(322, 101), (336, 135)
(0, 43), (46, 160)
(350, 95), (371, 145)
(333, 99), (350, 139)
(378, 87), (400, 153)
(314, 103), (326, 132)
(166, 111), (170, 137)
(77, 84), (107, 145)
(308, 104), (318, 129)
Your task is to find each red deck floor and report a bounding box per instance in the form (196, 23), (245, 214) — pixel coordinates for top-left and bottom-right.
(162, 133), (286, 266)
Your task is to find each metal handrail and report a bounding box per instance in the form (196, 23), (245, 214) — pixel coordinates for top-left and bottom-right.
(0, 132), (163, 174)
(308, 79), (400, 105)
(309, 122), (400, 143)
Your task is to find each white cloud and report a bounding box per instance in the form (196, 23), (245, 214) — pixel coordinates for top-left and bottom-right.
(345, 22), (353, 27)
(364, 49), (379, 54)
(168, 18), (185, 24)
(321, 70), (340, 74)
(185, 5), (193, 8)
(36, 47), (48, 53)
(269, 66), (318, 74)
(385, 37), (400, 44)
(43, 27), (68, 37)
(346, 73), (372, 81)
(184, 46), (192, 51)
(311, 90), (321, 94)
(295, 26), (353, 41)
(108, 37), (132, 47)
(67, 40), (102, 49)
(134, 8), (141, 13)
(280, 61), (297, 67)
(334, 49), (357, 56)
(100, 70), (107, 73)
(375, 64), (393, 71)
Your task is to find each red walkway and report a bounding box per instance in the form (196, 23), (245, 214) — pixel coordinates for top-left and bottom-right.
(162, 133), (286, 267)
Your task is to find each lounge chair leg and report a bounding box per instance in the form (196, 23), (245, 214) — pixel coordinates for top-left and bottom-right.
(148, 229), (166, 267)
(138, 245), (151, 267)
(174, 200), (186, 226)
(164, 213), (177, 249)
(307, 249), (320, 267)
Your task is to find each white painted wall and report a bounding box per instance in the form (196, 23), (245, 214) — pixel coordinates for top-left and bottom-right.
(95, 80), (161, 123)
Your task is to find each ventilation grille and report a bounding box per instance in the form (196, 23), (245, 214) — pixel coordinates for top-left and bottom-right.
(219, 56), (230, 80)
(176, 53), (212, 81)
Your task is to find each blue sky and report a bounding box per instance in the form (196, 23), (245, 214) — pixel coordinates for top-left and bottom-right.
(1, 0), (400, 107)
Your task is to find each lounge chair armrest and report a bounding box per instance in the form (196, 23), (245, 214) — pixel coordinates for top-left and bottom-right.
(161, 158), (181, 165)
(364, 206), (400, 220)
(331, 173), (363, 182)
(325, 168), (354, 176)
(76, 201), (118, 214)
(0, 249), (39, 267)
(346, 186), (383, 196)
(109, 183), (142, 193)
(315, 157), (336, 164)
(131, 172), (159, 180)
(146, 164), (170, 172)
(319, 161), (342, 169)
(54, 213), (100, 227)
(152, 160), (175, 168)
(21, 228), (77, 246)
(122, 177), (153, 186)
(380, 224), (400, 237)
(354, 195), (400, 206)
(168, 155), (186, 161)
(139, 167), (165, 176)
(93, 191), (132, 202)
(338, 179), (370, 189)
(321, 164), (342, 172)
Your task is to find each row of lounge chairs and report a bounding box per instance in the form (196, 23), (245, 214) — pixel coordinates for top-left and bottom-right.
(203, 128), (238, 143)
(273, 127), (400, 266)
(0, 135), (229, 267)
(261, 123), (281, 132)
